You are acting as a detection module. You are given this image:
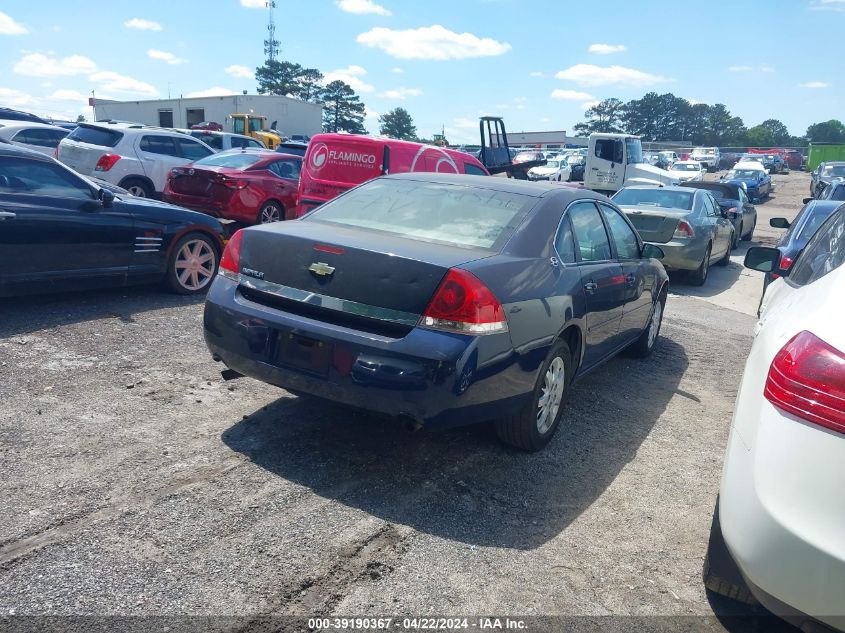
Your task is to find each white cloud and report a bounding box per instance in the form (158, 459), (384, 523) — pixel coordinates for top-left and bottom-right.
(391, 67), (404, 73)
(240, 0), (266, 7)
(588, 43), (626, 55)
(323, 65), (374, 93)
(45, 89), (88, 101)
(365, 107), (380, 120)
(124, 18), (162, 31)
(226, 64), (254, 79)
(688, 98), (704, 105)
(0, 11), (28, 35)
(452, 117), (477, 129)
(147, 49), (187, 65)
(379, 87), (422, 99)
(89, 71), (158, 97)
(0, 87), (37, 107)
(555, 64), (671, 87)
(529, 71), (545, 77)
(336, 0), (391, 15)
(760, 65), (775, 73)
(14, 53), (98, 77)
(185, 87), (237, 98)
(541, 117), (551, 123)
(798, 81), (831, 88)
(551, 89), (595, 101)
(357, 25), (511, 60)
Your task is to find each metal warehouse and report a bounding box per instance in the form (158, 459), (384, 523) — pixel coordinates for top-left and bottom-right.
(91, 94), (322, 138)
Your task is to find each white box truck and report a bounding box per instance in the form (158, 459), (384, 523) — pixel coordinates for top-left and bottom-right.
(584, 133), (678, 194)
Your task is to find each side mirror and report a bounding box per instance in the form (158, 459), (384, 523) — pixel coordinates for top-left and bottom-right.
(803, 197), (813, 204)
(744, 247), (781, 273)
(642, 243), (665, 260)
(99, 188), (115, 208)
(770, 217), (790, 229)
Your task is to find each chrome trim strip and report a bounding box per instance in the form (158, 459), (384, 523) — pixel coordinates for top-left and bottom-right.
(239, 277), (420, 326)
(134, 249), (161, 253)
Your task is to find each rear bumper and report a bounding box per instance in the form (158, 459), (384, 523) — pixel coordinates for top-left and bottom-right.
(203, 276), (534, 428)
(646, 239), (706, 272)
(164, 190), (253, 223)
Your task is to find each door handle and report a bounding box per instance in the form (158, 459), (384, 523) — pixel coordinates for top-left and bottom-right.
(0, 210), (16, 220)
(584, 281), (598, 294)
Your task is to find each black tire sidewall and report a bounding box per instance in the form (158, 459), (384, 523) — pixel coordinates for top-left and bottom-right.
(257, 201), (282, 224)
(123, 178), (152, 198)
(165, 232), (219, 295)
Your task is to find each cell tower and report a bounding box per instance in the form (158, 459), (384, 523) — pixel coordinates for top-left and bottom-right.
(263, 1), (280, 62)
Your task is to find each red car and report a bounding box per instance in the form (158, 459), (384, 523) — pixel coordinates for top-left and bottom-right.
(190, 121), (223, 132)
(163, 149), (302, 225)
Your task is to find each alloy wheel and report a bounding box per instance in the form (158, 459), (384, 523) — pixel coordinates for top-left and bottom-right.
(260, 204), (282, 223)
(537, 357), (566, 434)
(174, 239), (216, 291)
(648, 301), (663, 349)
(127, 185), (147, 197)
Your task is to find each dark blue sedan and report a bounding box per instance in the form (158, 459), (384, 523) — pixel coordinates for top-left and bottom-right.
(204, 174), (669, 451)
(720, 165), (772, 203)
(0, 143), (225, 297)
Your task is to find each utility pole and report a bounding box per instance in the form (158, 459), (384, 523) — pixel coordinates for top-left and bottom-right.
(264, 1), (280, 62)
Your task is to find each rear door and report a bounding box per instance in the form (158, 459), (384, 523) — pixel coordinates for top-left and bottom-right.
(266, 158), (302, 219)
(586, 137), (625, 191)
(0, 156), (134, 293)
(567, 200), (625, 366)
(702, 193), (731, 257)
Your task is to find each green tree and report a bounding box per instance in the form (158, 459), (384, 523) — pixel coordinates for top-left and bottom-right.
(76, 114), (87, 123)
(746, 125), (775, 147)
(319, 80), (367, 134)
(255, 60), (324, 102)
(573, 98), (625, 136)
(705, 104), (747, 146)
(806, 119), (845, 143)
(378, 107), (417, 140)
(759, 119), (791, 145)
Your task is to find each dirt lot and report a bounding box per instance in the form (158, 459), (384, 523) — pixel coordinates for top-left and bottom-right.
(0, 172), (813, 631)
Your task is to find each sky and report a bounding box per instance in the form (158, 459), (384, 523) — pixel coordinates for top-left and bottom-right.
(0, 0), (843, 143)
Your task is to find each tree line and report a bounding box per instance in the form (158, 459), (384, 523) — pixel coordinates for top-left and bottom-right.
(572, 93), (845, 147)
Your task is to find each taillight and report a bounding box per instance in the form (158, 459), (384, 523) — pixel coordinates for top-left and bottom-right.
(765, 331), (845, 434)
(219, 229), (244, 282)
(94, 154), (121, 172)
(770, 254), (794, 280)
(214, 174), (249, 190)
(53, 145), (59, 159)
(420, 268), (507, 335)
(726, 206), (738, 214)
(673, 220), (695, 239)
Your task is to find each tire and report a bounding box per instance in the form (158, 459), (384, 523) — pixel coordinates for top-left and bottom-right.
(741, 218), (756, 242)
(717, 238), (732, 266)
(689, 245), (711, 286)
(732, 224), (742, 250)
(164, 232), (219, 295)
(257, 201), (283, 224)
(495, 339), (573, 452)
(703, 500), (758, 605)
(626, 291), (665, 358)
(122, 178), (153, 198)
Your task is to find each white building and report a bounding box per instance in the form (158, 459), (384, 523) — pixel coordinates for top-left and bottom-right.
(92, 94), (322, 137)
(494, 130), (588, 149)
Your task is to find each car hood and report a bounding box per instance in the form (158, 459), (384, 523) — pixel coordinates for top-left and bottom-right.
(116, 195), (224, 229)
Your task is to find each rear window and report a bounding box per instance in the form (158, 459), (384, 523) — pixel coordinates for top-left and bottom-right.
(66, 125), (123, 148)
(798, 204), (841, 241)
(790, 207), (845, 286)
(306, 178), (533, 250)
(277, 144), (307, 156)
(193, 153), (263, 169)
(612, 188), (694, 210)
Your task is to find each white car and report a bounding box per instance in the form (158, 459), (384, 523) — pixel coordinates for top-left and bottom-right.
(57, 123), (214, 198)
(690, 147), (721, 172)
(0, 120), (68, 156)
(706, 204), (845, 632)
(527, 157), (571, 182)
(185, 130), (265, 152)
(668, 160), (705, 183)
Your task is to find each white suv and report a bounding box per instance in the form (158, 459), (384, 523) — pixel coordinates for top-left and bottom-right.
(690, 147), (721, 172)
(57, 123), (214, 198)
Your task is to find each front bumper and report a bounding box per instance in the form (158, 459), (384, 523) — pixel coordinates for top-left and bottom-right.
(203, 276), (533, 428)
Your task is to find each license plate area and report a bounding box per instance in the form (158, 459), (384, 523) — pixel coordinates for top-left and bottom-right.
(276, 331), (332, 377)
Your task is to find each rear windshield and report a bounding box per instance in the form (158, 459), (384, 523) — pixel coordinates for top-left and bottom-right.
(726, 169), (763, 179)
(278, 144), (307, 156)
(306, 178), (533, 250)
(612, 188), (693, 210)
(66, 126), (123, 148)
(799, 204), (841, 241)
(193, 153), (263, 169)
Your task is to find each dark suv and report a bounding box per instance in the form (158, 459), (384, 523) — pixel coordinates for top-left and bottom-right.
(811, 161), (845, 197)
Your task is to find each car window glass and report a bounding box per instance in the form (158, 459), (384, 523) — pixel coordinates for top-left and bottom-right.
(0, 156), (94, 200)
(140, 135), (179, 156)
(790, 208), (845, 286)
(193, 133), (222, 150)
(270, 159), (301, 180)
(247, 139), (264, 149)
(831, 186), (845, 202)
(692, 194), (706, 215)
(178, 138), (212, 160)
(554, 215), (576, 264)
(464, 163), (487, 176)
(230, 137), (248, 149)
(568, 201), (613, 262)
(599, 203), (640, 259)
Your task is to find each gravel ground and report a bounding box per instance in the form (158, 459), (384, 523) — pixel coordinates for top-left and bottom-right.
(0, 171), (814, 632)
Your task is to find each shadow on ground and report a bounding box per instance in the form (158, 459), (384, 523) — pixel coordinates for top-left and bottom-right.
(223, 338), (688, 550)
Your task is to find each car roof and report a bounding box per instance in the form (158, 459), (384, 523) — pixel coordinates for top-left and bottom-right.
(681, 181), (738, 195)
(0, 141), (55, 160)
(672, 160), (700, 165)
(383, 172), (598, 199)
(821, 161), (845, 166)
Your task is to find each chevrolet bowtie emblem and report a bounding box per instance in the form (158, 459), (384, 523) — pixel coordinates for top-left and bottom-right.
(308, 262), (336, 276)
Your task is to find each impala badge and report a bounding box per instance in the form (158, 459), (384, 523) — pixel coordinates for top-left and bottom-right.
(309, 262), (335, 277)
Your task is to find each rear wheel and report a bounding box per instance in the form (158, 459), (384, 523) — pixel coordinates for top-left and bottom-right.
(732, 224), (741, 250)
(122, 178), (153, 198)
(165, 233), (219, 295)
(689, 245), (711, 286)
(626, 292), (665, 358)
(741, 218), (756, 242)
(257, 201), (283, 224)
(495, 339), (572, 452)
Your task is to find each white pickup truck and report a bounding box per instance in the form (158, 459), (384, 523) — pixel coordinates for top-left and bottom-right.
(689, 147), (721, 172)
(584, 133), (678, 195)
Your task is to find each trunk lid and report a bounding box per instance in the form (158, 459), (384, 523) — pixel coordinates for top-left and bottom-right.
(621, 205), (690, 244)
(170, 167), (224, 198)
(58, 139), (106, 175)
(238, 220), (494, 319)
